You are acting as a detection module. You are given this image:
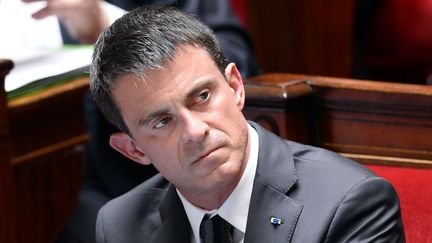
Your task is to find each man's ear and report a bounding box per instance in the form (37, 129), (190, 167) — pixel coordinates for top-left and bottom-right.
(109, 132), (152, 165)
(224, 63), (245, 109)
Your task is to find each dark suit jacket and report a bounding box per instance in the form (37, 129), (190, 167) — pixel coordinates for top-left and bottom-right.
(95, 123), (405, 243)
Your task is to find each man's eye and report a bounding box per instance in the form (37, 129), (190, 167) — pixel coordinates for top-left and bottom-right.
(153, 117), (172, 129)
(197, 90), (210, 102)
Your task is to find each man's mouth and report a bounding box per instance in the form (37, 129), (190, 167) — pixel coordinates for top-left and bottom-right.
(192, 145), (222, 164)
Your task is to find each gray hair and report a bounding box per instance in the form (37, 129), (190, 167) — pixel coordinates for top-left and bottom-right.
(90, 6), (228, 134)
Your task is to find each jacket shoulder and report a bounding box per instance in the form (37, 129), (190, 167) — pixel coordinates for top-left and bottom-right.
(96, 174), (169, 242)
(288, 140), (376, 180)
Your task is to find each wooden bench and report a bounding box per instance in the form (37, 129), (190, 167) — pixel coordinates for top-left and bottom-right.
(243, 73), (432, 242)
(0, 59), (89, 243)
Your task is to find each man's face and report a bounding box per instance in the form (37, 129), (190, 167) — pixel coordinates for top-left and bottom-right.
(110, 45), (250, 204)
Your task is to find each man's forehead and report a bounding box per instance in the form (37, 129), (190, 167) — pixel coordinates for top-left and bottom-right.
(115, 46), (221, 88)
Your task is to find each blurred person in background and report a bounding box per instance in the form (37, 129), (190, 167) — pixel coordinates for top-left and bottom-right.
(355, 0), (432, 84)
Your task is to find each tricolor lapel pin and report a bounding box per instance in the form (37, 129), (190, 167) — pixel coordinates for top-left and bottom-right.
(270, 216), (284, 225)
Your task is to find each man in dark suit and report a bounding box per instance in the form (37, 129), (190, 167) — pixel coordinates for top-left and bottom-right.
(90, 6), (405, 243)
(24, 1), (259, 242)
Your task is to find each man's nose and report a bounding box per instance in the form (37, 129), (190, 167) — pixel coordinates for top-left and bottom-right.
(180, 110), (209, 143)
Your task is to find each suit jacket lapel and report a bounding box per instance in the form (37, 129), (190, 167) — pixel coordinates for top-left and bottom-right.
(151, 185), (191, 243)
(245, 122), (303, 243)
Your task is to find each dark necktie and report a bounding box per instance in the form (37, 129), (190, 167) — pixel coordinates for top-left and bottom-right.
(199, 214), (233, 243)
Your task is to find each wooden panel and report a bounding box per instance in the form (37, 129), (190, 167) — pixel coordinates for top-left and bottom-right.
(0, 58), (89, 243)
(245, 0), (355, 77)
(245, 73), (432, 167)
(310, 76), (432, 166)
(14, 149), (83, 243)
(8, 77), (89, 160)
(0, 59), (17, 243)
(244, 78), (314, 143)
(9, 78), (89, 243)
(244, 108), (287, 138)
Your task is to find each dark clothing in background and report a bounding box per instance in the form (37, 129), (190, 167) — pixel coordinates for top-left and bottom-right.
(354, 0), (432, 84)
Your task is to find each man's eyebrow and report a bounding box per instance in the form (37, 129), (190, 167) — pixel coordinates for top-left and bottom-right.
(183, 78), (214, 103)
(138, 108), (170, 128)
(138, 78), (215, 127)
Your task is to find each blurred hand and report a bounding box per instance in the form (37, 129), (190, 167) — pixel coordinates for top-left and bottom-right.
(22, 0), (110, 43)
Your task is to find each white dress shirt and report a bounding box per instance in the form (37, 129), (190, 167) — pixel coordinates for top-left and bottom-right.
(178, 124), (259, 243)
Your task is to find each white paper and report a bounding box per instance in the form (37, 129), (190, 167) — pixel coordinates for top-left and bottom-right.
(0, 0), (63, 61)
(0, 1), (93, 92)
(5, 47), (93, 92)
(1, 1), (125, 92)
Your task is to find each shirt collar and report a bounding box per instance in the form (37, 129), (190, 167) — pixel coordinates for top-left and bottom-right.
(177, 124), (259, 243)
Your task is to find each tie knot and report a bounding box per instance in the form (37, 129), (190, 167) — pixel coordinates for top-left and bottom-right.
(199, 215), (233, 243)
